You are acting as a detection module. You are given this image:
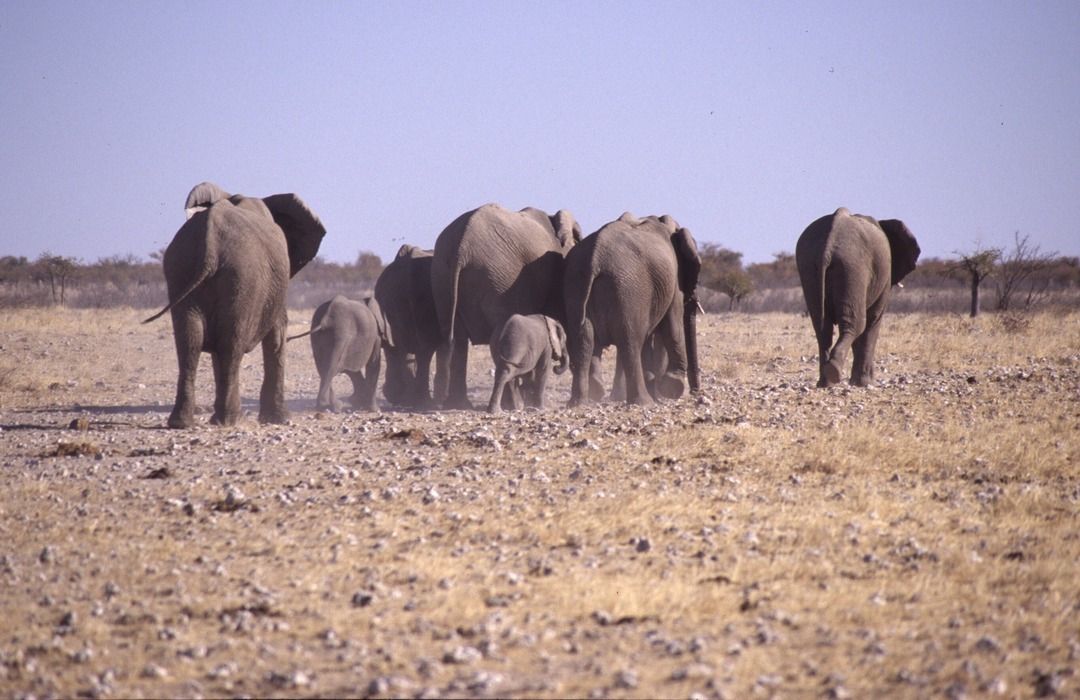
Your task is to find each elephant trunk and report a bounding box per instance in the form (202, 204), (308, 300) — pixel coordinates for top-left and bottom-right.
(684, 293), (701, 393)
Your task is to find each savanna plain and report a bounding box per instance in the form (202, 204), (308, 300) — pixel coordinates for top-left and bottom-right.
(0, 307), (1077, 699)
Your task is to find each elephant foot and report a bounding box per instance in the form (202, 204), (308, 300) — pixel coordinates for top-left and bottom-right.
(442, 394), (474, 411)
(211, 411), (240, 427)
(258, 408), (290, 425)
(654, 373), (685, 401)
(820, 361), (842, 387)
(167, 410), (195, 429)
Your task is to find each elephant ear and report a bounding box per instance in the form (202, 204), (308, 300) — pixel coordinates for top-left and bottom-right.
(880, 219), (921, 286)
(671, 227), (701, 296)
(364, 296), (393, 347)
(184, 182), (231, 220)
(261, 193), (327, 277)
(543, 316), (563, 361)
(551, 210), (580, 248)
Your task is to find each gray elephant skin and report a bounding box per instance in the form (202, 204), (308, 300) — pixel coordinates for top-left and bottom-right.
(564, 212), (702, 406)
(288, 295), (386, 412)
(373, 245), (448, 409)
(795, 207), (920, 388)
(145, 182), (325, 428)
(431, 203), (580, 409)
(487, 314), (568, 413)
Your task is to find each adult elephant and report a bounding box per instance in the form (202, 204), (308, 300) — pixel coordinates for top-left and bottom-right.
(431, 203), (580, 409)
(373, 244), (448, 409)
(795, 207), (920, 388)
(144, 182), (325, 428)
(564, 212), (701, 406)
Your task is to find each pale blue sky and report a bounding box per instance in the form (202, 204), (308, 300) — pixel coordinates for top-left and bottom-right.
(2, 1), (1078, 265)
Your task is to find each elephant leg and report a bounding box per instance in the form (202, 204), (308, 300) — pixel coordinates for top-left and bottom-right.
(444, 334), (473, 409)
(610, 357), (626, 402)
(411, 350), (436, 409)
(259, 326), (289, 423)
(827, 309), (865, 389)
(168, 314), (203, 429)
(619, 341), (653, 406)
(316, 339), (348, 412)
(815, 315), (838, 388)
(488, 367), (511, 414)
(589, 352), (605, 402)
(569, 321), (596, 407)
(851, 301), (886, 387)
(211, 347), (244, 426)
(653, 307), (687, 401)
(533, 364), (549, 410)
(432, 341), (450, 406)
(354, 353), (380, 411)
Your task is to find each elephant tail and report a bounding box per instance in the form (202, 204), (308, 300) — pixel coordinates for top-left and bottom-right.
(447, 257), (463, 344)
(815, 245), (832, 337)
(287, 319), (330, 342)
(575, 258), (600, 333)
(141, 265), (212, 324)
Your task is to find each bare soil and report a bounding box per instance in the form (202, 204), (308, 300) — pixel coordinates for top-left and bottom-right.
(1, 308), (1077, 699)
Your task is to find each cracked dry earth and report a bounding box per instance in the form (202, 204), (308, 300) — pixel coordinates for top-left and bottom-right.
(1, 308), (1078, 699)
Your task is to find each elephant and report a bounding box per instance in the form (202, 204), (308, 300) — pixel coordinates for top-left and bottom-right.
(487, 314), (568, 413)
(431, 203), (580, 409)
(373, 245), (448, 409)
(144, 182), (325, 428)
(795, 207), (921, 387)
(564, 212), (701, 407)
(287, 295), (386, 412)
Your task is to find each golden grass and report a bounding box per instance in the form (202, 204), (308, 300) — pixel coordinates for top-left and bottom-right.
(0, 307), (1077, 698)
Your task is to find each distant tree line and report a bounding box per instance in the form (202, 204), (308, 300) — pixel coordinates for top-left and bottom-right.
(0, 251), (386, 310)
(695, 232), (1078, 314)
(1, 233), (1076, 313)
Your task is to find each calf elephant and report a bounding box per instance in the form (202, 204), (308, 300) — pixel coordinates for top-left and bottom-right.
(795, 207), (921, 387)
(564, 212), (701, 406)
(144, 182), (325, 428)
(373, 245), (448, 409)
(288, 295), (386, 412)
(431, 203), (580, 409)
(487, 314), (568, 413)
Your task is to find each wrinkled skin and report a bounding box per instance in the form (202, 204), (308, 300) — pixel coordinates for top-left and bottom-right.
(431, 204), (580, 409)
(796, 207), (921, 387)
(289, 295), (385, 412)
(564, 213), (702, 406)
(487, 314), (568, 413)
(145, 182), (325, 428)
(373, 245), (448, 409)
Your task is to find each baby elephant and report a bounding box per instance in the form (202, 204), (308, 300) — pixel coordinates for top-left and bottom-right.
(288, 295), (389, 412)
(488, 314), (568, 413)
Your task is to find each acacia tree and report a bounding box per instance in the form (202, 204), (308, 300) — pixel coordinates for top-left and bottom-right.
(699, 243), (755, 310)
(947, 247), (1000, 317)
(36, 253), (79, 305)
(994, 232), (1056, 311)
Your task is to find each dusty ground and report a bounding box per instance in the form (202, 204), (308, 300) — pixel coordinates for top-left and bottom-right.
(0, 307), (1077, 699)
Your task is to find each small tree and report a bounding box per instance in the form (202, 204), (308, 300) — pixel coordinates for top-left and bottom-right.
(36, 253), (79, 305)
(714, 268), (755, 310)
(994, 232), (1056, 311)
(947, 247), (1000, 317)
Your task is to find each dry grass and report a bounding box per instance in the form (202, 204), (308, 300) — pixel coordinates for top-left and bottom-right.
(0, 308), (1077, 698)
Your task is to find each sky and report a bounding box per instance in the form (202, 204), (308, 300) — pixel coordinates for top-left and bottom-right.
(1, 1), (1078, 266)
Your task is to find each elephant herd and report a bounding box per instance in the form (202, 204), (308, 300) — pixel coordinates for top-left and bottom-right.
(145, 183), (921, 428)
